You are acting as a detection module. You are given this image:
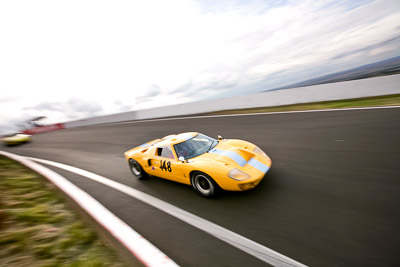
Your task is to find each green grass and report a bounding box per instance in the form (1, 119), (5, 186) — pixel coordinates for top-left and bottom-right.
(207, 94), (400, 115)
(0, 156), (128, 267)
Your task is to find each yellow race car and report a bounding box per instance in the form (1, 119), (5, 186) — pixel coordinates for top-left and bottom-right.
(124, 132), (271, 197)
(1, 132), (32, 146)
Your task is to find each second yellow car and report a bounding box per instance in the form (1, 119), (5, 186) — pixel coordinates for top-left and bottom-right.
(1, 132), (32, 146)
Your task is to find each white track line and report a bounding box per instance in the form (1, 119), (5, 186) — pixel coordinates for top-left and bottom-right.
(0, 151), (178, 267)
(112, 105), (400, 125)
(23, 155), (306, 267)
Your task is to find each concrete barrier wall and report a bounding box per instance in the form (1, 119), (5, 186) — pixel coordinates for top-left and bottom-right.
(66, 74), (400, 128)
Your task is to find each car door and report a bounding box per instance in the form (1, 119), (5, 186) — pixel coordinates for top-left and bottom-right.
(149, 145), (185, 183)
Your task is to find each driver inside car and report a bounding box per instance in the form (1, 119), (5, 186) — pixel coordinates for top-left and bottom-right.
(176, 142), (192, 158)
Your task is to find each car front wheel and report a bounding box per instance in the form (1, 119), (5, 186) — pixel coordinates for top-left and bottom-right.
(128, 159), (147, 179)
(191, 172), (218, 198)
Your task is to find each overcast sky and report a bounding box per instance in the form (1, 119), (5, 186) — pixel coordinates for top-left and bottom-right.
(1, 0), (399, 133)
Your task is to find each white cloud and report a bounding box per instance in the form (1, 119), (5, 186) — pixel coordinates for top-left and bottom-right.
(0, 0), (399, 133)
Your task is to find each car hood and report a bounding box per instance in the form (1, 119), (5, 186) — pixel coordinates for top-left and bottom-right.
(203, 141), (255, 168)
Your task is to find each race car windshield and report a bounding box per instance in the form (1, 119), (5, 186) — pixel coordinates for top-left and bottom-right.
(3, 132), (19, 137)
(174, 134), (218, 160)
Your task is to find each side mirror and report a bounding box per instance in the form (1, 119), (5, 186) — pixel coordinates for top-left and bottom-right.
(218, 135), (223, 141)
(178, 156), (185, 162)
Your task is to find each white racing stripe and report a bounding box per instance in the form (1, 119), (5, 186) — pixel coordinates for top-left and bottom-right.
(24, 155), (307, 267)
(0, 151), (178, 267)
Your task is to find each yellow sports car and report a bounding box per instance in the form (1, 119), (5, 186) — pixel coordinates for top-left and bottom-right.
(1, 132), (32, 146)
(124, 132), (271, 197)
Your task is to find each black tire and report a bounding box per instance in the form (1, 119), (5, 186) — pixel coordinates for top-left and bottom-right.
(128, 159), (147, 179)
(191, 172), (218, 198)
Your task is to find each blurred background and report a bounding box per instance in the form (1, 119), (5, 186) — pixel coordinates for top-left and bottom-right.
(1, 0), (399, 133)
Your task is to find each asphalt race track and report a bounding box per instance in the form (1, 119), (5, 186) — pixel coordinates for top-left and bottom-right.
(3, 107), (400, 266)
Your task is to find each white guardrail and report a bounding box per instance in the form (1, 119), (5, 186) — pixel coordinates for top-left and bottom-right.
(66, 74), (400, 128)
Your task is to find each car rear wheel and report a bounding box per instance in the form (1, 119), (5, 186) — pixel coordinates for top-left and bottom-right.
(128, 159), (147, 179)
(191, 172), (218, 198)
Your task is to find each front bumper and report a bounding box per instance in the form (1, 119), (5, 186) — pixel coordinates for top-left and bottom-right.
(221, 156), (271, 191)
(238, 177), (264, 191)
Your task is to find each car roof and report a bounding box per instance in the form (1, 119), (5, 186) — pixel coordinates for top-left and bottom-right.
(157, 132), (198, 146)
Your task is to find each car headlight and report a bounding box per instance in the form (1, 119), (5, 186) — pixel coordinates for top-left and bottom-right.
(254, 146), (267, 157)
(228, 168), (250, 181)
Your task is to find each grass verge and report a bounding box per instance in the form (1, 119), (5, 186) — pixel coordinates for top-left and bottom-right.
(207, 94), (400, 115)
(0, 156), (127, 267)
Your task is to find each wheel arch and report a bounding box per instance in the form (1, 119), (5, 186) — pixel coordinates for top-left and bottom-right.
(189, 170), (221, 188)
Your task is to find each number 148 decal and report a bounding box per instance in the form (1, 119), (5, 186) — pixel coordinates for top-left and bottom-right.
(160, 160), (172, 172)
